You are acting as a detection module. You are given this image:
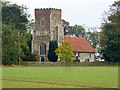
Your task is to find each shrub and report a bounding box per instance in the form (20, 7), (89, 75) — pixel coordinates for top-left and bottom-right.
(48, 41), (58, 62)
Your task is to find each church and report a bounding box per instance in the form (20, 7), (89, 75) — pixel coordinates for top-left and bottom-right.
(32, 8), (64, 62)
(32, 8), (95, 62)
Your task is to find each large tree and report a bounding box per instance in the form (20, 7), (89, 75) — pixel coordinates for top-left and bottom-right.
(2, 1), (35, 65)
(2, 24), (19, 65)
(99, 1), (120, 62)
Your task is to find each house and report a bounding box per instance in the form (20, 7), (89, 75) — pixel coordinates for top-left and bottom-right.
(64, 36), (96, 62)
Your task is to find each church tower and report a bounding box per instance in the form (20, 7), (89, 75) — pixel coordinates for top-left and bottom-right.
(32, 8), (64, 62)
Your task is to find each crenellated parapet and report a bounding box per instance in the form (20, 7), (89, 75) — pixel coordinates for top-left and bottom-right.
(35, 8), (61, 11)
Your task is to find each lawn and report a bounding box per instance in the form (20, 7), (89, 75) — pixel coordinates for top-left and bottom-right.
(2, 66), (118, 88)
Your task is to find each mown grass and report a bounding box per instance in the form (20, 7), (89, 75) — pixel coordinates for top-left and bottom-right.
(2, 66), (118, 88)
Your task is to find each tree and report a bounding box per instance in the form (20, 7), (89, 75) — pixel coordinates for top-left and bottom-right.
(62, 19), (70, 35)
(86, 30), (99, 49)
(48, 41), (58, 62)
(2, 1), (35, 65)
(67, 24), (99, 49)
(99, 23), (119, 62)
(2, 1), (28, 64)
(2, 3), (28, 31)
(2, 24), (19, 65)
(99, 1), (120, 62)
(55, 40), (75, 62)
(68, 24), (85, 37)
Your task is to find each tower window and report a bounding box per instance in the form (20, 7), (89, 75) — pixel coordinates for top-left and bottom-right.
(55, 26), (58, 40)
(40, 18), (45, 27)
(54, 19), (57, 25)
(40, 43), (46, 55)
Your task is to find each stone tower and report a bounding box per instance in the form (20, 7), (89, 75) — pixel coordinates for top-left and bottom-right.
(32, 8), (64, 62)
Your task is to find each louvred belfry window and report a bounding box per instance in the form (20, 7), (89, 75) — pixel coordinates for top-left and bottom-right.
(40, 18), (45, 27)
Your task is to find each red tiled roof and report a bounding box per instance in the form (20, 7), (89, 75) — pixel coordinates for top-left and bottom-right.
(64, 36), (96, 53)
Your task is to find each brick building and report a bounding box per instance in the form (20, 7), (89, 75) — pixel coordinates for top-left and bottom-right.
(32, 8), (64, 62)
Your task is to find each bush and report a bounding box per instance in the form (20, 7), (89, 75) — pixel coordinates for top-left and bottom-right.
(2, 57), (12, 65)
(22, 53), (36, 61)
(55, 41), (75, 62)
(48, 41), (58, 62)
(35, 56), (40, 61)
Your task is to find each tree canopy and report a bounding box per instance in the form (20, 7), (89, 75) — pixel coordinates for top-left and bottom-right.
(55, 41), (75, 62)
(2, 1), (35, 65)
(68, 24), (86, 37)
(99, 1), (120, 62)
(86, 30), (99, 49)
(67, 24), (99, 50)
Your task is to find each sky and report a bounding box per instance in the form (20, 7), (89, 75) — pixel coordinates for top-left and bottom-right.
(8, 0), (115, 29)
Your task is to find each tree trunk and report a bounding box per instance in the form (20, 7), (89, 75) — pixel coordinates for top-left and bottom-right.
(18, 30), (20, 64)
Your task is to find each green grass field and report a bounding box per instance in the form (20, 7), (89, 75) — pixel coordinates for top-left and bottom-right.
(2, 66), (118, 88)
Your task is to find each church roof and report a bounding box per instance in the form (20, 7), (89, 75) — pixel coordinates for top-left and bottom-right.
(64, 36), (96, 53)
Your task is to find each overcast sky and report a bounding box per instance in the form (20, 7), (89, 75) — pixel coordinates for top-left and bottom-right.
(8, 0), (115, 29)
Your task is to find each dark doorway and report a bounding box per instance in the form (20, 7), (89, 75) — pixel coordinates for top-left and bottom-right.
(85, 59), (89, 62)
(41, 57), (44, 62)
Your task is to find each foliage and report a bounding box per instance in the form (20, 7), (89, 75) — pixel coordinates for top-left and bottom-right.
(67, 24), (99, 49)
(99, 23), (120, 62)
(55, 40), (75, 62)
(2, 2), (28, 31)
(2, 1), (35, 65)
(68, 24), (85, 37)
(2, 24), (19, 65)
(48, 41), (58, 62)
(62, 19), (70, 35)
(99, 1), (120, 62)
(86, 30), (99, 49)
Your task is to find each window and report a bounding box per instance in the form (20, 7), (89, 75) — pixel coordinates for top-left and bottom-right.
(89, 54), (91, 58)
(55, 26), (58, 40)
(54, 19), (57, 25)
(40, 43), (46, 55)
(40, 18), (45, 27)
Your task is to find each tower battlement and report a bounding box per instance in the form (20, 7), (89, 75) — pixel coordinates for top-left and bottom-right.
(35, 8), (61, 11)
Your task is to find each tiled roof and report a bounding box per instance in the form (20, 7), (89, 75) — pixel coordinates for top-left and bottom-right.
(64, 36), (96, 53)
